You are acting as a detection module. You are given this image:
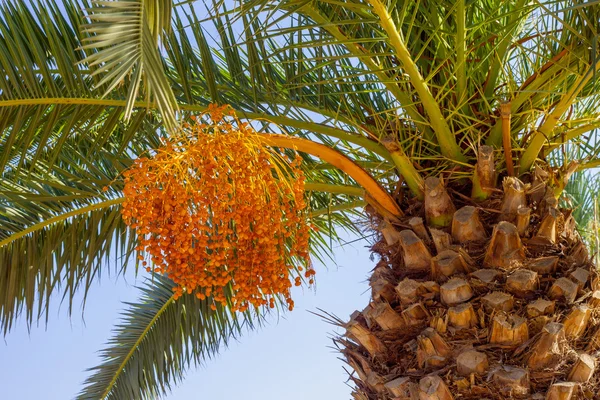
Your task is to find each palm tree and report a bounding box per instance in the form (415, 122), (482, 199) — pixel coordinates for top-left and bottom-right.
(2, 0), (600, 398)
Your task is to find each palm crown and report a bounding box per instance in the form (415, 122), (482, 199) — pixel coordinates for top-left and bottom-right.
(1, 0), (600, 398)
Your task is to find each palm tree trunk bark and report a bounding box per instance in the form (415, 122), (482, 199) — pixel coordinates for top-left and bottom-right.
(339, 169), (600, 399)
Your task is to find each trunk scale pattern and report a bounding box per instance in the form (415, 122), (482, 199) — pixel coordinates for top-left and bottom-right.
(339, 165), (600, 400)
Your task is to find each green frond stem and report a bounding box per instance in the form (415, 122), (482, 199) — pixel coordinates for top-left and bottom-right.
(313, 161), (393, 172)
(244, 114), (392, 162)
(0, 198), (124, 249)
(511, 49), (574, 111)
(298, 4), (433, 139)
(455, 0), (467, 115)
(304, 183), (364, 197)
(543, 121), (600, 153)
(385, 144), (424, 200)
(366, 0), (466, 163)
(0, 98), (143, 108)
(0, 98), (392, 162)
(260, 134), (403, 217)
(310, 200), (367, 217)
(519, 65), (599, 174)
(577, 159), (600, 172)
(483, 0), (529, 99)
(99, 294), (176, 400)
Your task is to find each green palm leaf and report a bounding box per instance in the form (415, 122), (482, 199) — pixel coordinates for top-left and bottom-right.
(0, 0), (169, 179)
(225, 0), (600, 171)
(78, 274), (261, 400)
(0, 191), (131, 334)
(81, 0), (179, 132)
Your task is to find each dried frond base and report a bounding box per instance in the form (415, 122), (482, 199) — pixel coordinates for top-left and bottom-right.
(338, 172), (600, 399)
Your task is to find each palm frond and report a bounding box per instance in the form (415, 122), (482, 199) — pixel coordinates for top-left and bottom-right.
(219, 0), (600, 175)
(0, 0), (396, 183)
(0, 0), (169, 178)
(81, 0), (179, 132)
(77, 274), (262, 400)
(545, 139), (600, 251)
(0, 192), (131, 334)
(0, 0), (374, 336)
(562, 170), (600, 230)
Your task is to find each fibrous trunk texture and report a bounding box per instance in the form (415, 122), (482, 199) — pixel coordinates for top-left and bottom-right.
(339, 171), (600, 400)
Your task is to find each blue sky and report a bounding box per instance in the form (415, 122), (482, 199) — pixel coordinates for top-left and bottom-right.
(0, 232), (373, 399)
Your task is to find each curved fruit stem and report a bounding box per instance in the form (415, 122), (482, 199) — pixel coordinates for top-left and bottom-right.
(260, 134), (403, 217)
(304, 183), (365, 197)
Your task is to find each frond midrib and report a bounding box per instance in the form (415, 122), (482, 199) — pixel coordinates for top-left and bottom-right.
(0, 97), (391, 160)
(100, 295), (176, 400)
(0, 198), (124, 248)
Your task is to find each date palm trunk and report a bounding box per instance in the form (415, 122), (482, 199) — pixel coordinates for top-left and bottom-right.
(339, 162), (600, 399)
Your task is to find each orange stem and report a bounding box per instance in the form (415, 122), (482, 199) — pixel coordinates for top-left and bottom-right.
(259, 134), (403, 217)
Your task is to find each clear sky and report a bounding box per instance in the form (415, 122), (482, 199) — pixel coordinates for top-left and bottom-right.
(0, 232), (373, 399)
